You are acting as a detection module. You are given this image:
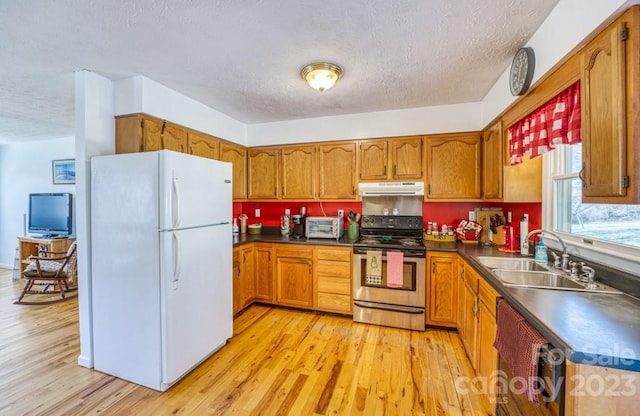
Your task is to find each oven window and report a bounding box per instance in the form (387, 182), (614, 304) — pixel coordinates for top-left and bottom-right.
(359, 258), (417, 291)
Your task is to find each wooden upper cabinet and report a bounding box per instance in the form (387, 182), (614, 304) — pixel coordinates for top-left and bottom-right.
(248, 148), (279, 200)
(581, 19), (634, 202)
(220, 142), (247, 200)
(391, 137), (423, 180)
(318, 142), (358, 200)
(160, 122), (188, 153)
(359, 140), (388, 180)
(359, 137), (423, 181)
(187, 131), (219, 160)
(115, 114), (186, 154)
(281, 145), (316, 200)
(482, 121), (504, 200)
(425, 133), (482, 199)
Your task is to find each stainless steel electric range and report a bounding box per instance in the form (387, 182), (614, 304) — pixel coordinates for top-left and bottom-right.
(352, 215), (426, 331)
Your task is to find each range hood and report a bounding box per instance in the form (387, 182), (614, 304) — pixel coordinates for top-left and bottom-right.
(358, 182), (425, 197)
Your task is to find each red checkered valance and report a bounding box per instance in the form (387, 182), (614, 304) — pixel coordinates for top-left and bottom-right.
(508, 81), (581, 165)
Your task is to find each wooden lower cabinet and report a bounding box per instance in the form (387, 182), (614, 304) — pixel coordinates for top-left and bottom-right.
(426, 252), (458, 327)
(232, 248), (241, 314)
(457, 259), (501, 408)
(275, 245), (314, 308)
(315, 247), (352, 314)
(254, 243), (273, 303)
(459, 263), (479, 368)
(477, 277), (500, 405)
(233, 246), (255, 314)
(234, 243), (353, 313)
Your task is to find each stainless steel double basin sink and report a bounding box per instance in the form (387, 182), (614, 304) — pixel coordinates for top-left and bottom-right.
(476, 256), (622, 294)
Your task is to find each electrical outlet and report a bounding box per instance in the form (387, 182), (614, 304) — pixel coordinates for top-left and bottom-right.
(338, 209), (344, 217)
(255, 209), (261, 218)
(285, 208), (290, 216)
(469, 211), (476, 221)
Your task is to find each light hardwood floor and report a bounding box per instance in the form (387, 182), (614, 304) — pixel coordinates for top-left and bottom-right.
(1, 268), (493, 415)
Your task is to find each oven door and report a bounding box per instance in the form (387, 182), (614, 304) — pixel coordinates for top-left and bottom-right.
(352, 252), (426, 331)
(353, 252), (425, 306)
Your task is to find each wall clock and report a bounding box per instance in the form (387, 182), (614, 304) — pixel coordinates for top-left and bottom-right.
(509, 47), (535, 96)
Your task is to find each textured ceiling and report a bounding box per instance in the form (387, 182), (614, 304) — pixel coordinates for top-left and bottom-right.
(0, 0), (558, 144)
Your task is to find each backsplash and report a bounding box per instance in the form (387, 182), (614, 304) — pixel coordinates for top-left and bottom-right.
(235, 201), (542, 232)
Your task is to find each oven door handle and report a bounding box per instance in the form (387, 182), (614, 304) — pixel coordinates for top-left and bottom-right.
(353, 300), (425, 314)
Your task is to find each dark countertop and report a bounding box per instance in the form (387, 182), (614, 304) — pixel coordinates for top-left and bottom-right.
(234, 234), (640, 372)
(457, 243), (640, 373)
(233, 231), (358, 247)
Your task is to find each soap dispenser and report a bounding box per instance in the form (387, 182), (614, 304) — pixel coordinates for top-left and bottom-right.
(534, 237), (548, 263)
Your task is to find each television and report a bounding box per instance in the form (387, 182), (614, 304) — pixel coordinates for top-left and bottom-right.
(28, 193), (73, 238)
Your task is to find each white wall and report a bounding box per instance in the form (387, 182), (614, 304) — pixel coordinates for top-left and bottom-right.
(0, 136), (75, 268)
(481, 0), (631, 126)
(115, 76), (248, 146)
(75, 70), (116, 368)
(247, 102), (482, 146)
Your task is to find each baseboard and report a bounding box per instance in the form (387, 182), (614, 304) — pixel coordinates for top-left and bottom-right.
(78, 354), (94, 368)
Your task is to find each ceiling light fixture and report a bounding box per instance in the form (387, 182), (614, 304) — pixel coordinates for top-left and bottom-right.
(300, 62), (342, 92)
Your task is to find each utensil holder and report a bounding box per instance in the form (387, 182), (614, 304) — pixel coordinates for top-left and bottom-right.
(347, 222), (359, 240)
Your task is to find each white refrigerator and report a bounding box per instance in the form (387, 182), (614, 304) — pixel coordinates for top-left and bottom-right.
(91, 150), (233, 391)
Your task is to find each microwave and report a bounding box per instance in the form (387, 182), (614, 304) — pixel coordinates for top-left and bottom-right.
(305, 216), (344, 240)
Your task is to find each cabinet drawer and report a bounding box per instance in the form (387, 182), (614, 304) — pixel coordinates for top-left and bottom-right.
(317, 260), (351, 278)
(318, 276), (351, 295)
(317, 293), (351, 313)
(276, 245), (313, 259)
(478, 278), (500, 317)
(317, 248), (352, 262)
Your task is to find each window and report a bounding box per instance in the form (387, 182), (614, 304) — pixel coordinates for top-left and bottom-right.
(546, 143), (640, 271)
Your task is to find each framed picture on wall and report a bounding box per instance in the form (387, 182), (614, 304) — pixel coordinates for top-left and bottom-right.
(52, 159), (76, 184)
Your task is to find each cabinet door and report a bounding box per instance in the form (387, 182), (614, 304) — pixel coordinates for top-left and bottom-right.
(426, 253), (457, 328)
(359, 140), (388, 180)
(275, 246), (313, 308)
(478, 300), (499, 403)
(254, 244), (273, 302)
(581, 22), (629, 201)
(239, 245), (255, 310)
(426, 133), (482, 199)
(187, 131), (219, 160)
(461, 264), (479, 370)
(248, 148), (279, 200)
(391, 137), (423, 180)
(220, 143), (247, 200)
(318, 143), (358, 199)
(161, 122), (188, 153)
(140, 117), (164, 152)
(281, 145), (316, 200)
(482, 121), (503, 200)
(232, 248), (241, 314)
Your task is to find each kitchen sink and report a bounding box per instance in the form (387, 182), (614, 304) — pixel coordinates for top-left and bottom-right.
(491, 269), (623, 294)
(476, 256), (549, 272)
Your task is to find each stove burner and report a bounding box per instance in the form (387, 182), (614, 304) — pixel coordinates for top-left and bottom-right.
(399, 239), (421, 247)
(359, 238), (380, 245)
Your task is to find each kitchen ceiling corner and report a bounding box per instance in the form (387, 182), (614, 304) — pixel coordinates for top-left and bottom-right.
(0, 0), (558, 144)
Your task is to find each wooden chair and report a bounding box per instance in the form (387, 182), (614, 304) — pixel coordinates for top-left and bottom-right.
(14, 241), (78, 305)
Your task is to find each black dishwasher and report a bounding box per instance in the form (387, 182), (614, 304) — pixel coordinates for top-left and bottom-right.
(497, 343), (565, 416)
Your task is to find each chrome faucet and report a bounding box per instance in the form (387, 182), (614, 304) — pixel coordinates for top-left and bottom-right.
(521, 229), (569, 269)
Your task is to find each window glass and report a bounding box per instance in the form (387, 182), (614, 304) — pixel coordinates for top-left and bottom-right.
(552, 143), (640, 248)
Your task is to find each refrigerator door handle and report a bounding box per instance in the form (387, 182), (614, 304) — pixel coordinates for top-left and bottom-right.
(172, 230), (182, 285)
(171, 173), (181, 229)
